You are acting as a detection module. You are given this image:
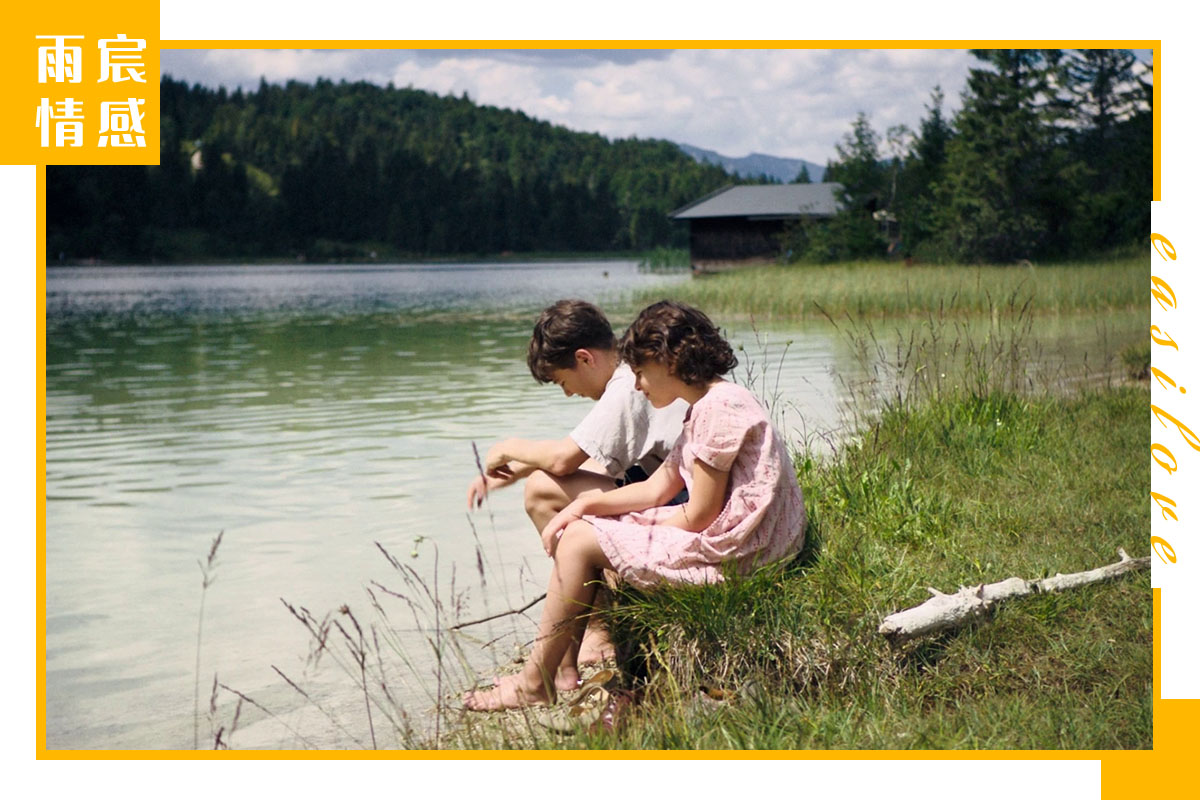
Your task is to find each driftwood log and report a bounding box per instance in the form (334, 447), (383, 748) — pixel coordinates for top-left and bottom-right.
(878, 548), (1150, 642)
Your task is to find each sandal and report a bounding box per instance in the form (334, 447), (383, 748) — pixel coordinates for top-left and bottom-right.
(535, 669), (619, 733)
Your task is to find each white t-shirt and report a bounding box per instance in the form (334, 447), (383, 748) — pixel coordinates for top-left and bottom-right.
(569, 363), (688, 478)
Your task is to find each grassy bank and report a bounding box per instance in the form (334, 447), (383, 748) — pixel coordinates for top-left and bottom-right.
(447, 384), (1150, 750)
(637, 256), (1146, 320)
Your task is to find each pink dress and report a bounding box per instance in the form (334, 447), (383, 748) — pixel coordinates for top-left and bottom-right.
(587, 380), (806, 589)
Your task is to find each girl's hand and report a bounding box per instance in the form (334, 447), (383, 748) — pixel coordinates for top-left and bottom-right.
(541, 503), (583, 557)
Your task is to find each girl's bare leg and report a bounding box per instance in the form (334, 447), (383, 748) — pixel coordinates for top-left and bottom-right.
(556, 637), (584, 691)
(523, 467), (614, 686)
(464, 520), (613, 711)
(495, 627), (582, 692)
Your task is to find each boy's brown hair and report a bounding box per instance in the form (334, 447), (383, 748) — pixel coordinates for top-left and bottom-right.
(619, 299), (738, 386)
(527, 299), (618, 383)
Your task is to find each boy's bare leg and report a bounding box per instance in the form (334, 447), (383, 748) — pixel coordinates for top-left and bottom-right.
(522, 462), (613, 531)
(578, 630), (614, 665)
(499, 627), (584, 692)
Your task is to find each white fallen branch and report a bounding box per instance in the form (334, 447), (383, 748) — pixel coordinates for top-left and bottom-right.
(878, 548), (1149, 642)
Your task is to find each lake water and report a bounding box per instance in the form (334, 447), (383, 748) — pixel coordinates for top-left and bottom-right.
(43, 261), (1139, 749)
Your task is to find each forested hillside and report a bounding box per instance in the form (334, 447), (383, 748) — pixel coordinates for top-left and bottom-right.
(47, 77), (737, 262)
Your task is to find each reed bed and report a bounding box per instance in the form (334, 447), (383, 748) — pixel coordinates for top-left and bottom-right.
(637, 247), (691, 273)
(637, 256), (1147, 320)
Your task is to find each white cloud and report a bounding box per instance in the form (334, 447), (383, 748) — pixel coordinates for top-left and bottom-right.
(197, 49), (362, 86)
(163, 48), (978, 162)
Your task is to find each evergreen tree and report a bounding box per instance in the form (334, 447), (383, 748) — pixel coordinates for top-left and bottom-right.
(814, 113), (888, 260)
(1055, 49), (1145, 136)
(896, 87), (953, 256)
(930, 49), (1073, 262)
(826, 112), (886, 211)
(1053, 50), (1152, 249)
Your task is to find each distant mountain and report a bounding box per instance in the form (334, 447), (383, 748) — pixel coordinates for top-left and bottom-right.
(676, 143), (825, 184)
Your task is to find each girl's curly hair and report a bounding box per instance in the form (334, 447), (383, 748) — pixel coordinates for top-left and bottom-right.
(619, 300), (737, 386)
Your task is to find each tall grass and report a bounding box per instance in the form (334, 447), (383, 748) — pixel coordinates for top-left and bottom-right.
(638, 257), (1147, 320)
(638, 246), (691, 273)
(194, 530), (223, 749)
(202, 462), (560, 749)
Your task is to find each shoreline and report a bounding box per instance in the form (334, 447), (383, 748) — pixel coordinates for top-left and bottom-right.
(45, 251), (657, 269)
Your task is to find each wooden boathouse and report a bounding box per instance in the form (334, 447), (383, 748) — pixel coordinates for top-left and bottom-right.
(669, 183), (842, 273)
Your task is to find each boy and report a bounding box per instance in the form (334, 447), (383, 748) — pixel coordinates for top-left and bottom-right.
(467, 299), (686, 673)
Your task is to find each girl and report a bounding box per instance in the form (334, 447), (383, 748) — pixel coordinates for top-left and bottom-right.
(464, 300), (806, 711)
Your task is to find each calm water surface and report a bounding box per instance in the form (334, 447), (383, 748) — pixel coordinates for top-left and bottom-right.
(45, 261), (1136, 749)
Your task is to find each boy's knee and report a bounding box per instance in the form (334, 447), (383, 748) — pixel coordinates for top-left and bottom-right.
(524, 470), (565, 517)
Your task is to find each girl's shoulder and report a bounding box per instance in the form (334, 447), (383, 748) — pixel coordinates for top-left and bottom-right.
(704, 380), (761, 411)
(694, 381), (766, 425)
(685, 381), (769, 470)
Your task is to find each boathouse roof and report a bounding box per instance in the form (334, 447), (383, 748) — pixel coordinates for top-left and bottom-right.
(669, 183), (843, 220)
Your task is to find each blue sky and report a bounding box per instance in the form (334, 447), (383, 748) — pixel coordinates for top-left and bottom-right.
(161, 48), (1153, 164)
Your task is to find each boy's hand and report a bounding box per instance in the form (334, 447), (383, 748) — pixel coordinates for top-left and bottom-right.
(467, 475), (489, 509)
(484, 441), (514, 477)
(540, 503), (583, 557)
(467, 472), (514, 509)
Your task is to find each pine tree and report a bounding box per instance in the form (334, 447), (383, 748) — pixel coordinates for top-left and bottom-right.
(826, 112), (886, 212)
(810, 113), (888, 260)
(931, 49), (1072, 262)
(1053, 49), (1152, 250)
(896, 87), (953, 256)
(1055, 49), (1145, 136)
(48, 76), (740, 260)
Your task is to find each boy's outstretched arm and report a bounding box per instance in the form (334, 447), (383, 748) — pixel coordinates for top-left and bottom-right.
(485, 436), (589, 478)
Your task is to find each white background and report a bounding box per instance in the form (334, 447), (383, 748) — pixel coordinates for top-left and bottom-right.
(9, 0), (1194, 794)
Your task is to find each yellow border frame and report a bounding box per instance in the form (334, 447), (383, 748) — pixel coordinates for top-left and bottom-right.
(36, 39), (1176, 795)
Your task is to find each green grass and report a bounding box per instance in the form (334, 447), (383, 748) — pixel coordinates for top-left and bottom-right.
(1121, 340), (1151, 381)
(552, 385), (1151, 750)
(243, 381), (1151, 751)
(637, 257), (1148, 320)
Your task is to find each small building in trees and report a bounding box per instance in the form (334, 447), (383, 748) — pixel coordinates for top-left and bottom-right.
(669, 183), (842, 273)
